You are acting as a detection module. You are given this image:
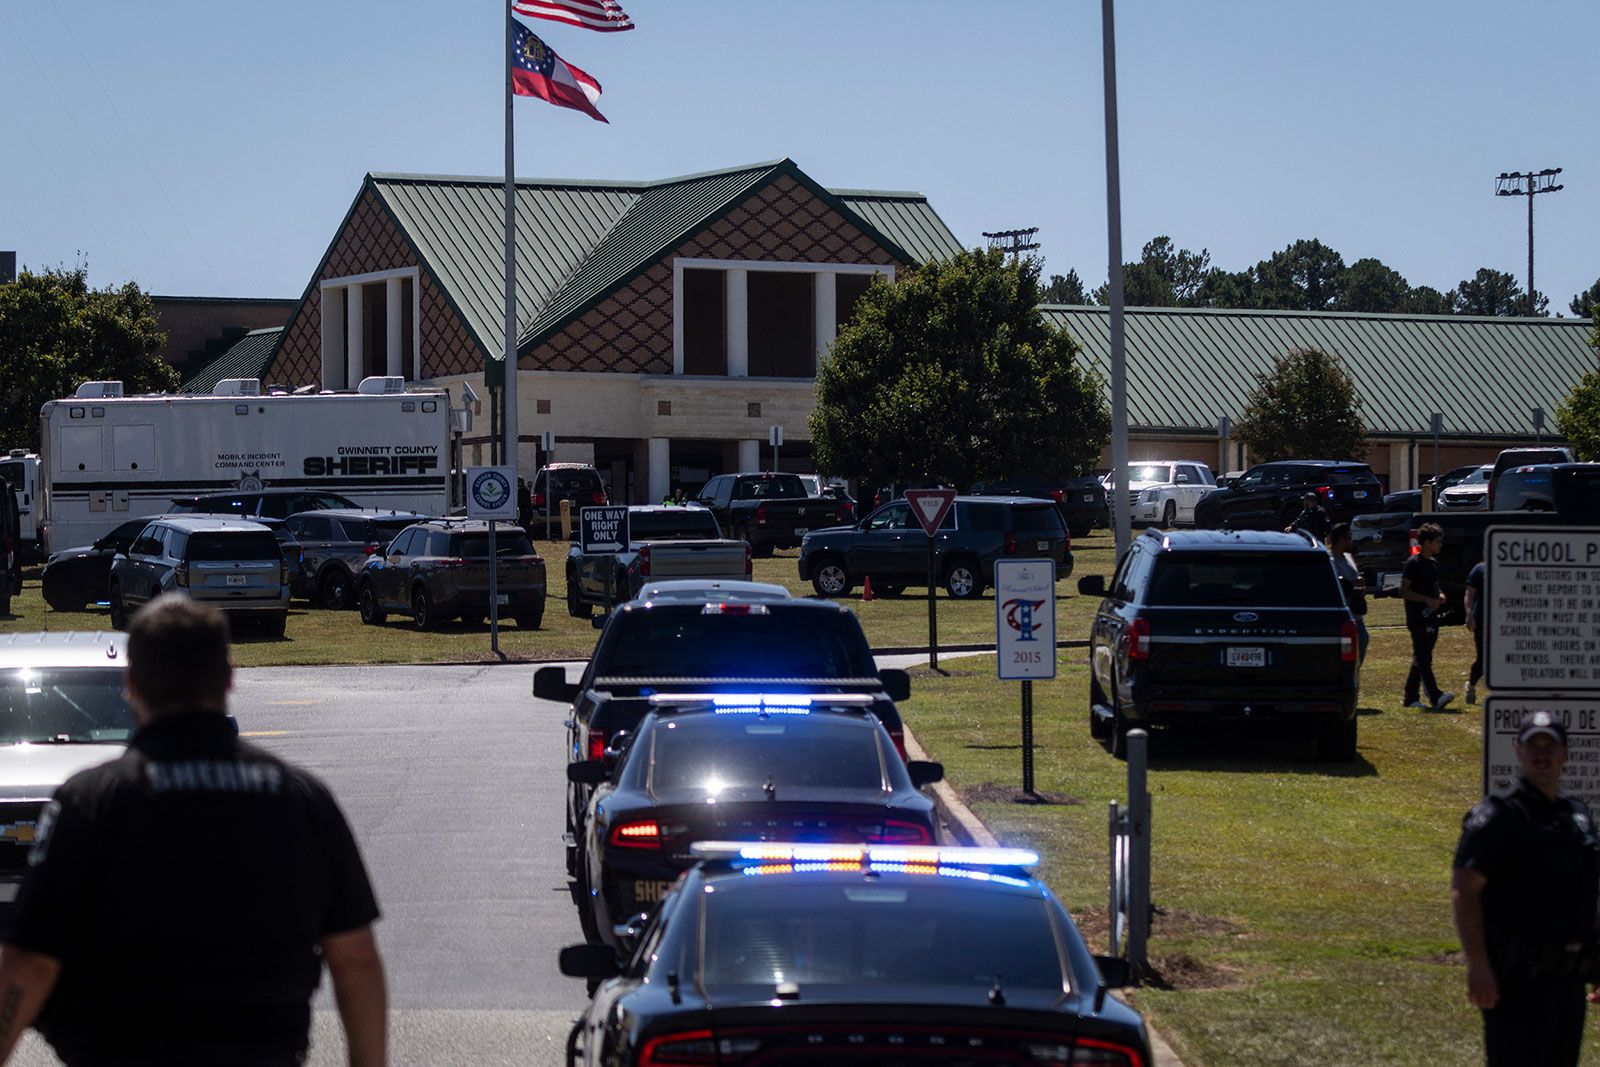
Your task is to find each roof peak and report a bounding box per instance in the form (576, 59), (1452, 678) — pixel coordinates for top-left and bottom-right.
(1039, 303), (1590, 326)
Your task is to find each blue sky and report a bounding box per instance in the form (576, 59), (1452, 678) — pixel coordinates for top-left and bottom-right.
(1, 1), (1595, 311)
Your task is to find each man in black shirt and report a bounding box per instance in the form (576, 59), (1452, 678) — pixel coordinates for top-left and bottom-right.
(1453, 710), (1600, 1066)
(1286, 491), (1331, 541)
(0, 595), (387, 1065)
(1400, 522), (1453, 710)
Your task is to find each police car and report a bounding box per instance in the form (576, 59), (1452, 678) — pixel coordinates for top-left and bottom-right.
(569, 693), (943, 947)
(559, 842), (1151, 1066)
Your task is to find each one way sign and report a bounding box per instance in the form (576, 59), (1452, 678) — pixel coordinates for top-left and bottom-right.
(905, 489), (957, 536)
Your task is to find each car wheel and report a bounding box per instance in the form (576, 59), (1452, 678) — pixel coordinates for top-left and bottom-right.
(320, 568), (352, 610)
(1070, 524), (1091, 540)
(576, 860), (603, 945)
(358, 583), (387, 626)
(259, 613), (287, 639)
(1089, 671), (1112, 741)
(411, 587), (435, 632)
(1316, 714), (1358, 762)
(566, 572), (592, 618)
(108, 585), (128, 630)
(943, 559), (983, 600)
(515, 610), (543, 630)
(811, 558), (852, 598)
(0, 593), (10, 618)
(43, 581), (86, 613)
(1161, 500), (1177, 529)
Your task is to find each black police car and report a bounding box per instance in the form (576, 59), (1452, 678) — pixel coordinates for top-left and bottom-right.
(569, 694), (943, 947)
(559, 842), (1150, 1066)
(1079, 529), (1361, 760)
(1190, 460), (1381, 531)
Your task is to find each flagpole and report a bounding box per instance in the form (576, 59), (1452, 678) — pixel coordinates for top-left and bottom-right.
(502, 2), (519, 474)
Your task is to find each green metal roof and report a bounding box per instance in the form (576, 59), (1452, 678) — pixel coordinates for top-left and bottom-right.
(182, 328), (283, 393)
(367, 159), (962, 361)
(1040, 305), (1598, 439)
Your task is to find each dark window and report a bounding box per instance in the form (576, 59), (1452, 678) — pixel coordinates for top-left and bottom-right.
(1118, 544), (1155, 600)
(544, 470), (603, 499)
(1558, 471), (1600, 522)
(1495, 469), (1556, 512)
(387, 529), (419, 556)
(107, 519), (151, 550)
(598, 611), (876, 678)
(298, 517), (334, 541)
(648, 717), (882, 791)
(424, 531), (451, 556)
(835, 272), (876, 330)
(1009, 505), (1066, 534)
(448, 532), (534, 557)
(629, 511), (722, 540)
(748, 271), (814, 377)
(129, 529), (162, 556)
(1146, 552), (1342, 607)
(0, 668), (135, 744)
(183, 532), (281, 562)
(866, 503), (911, 531)
(184, 496), (251, 516)
(682, 268), (726, 376)
(0, 463), (22, 493)
(735, 475), (807, 500)
(962, 503), (1003, 530)
(346, 518), (415, 544)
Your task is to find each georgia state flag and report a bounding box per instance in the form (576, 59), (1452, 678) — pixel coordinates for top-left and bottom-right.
(511, 21), (608, 124)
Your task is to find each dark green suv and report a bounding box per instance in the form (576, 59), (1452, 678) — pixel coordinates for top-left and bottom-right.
(356, 520), (546, 631)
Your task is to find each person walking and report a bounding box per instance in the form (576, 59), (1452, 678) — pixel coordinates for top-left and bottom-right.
(1401, 522), (1454, 710)
(1452, 710), (1600, 1066)
(1327, 523), (1368, 664)
(0, 595), (387, 1066)
(1465, 560), (1486, 705)
(1286, 491), (1332, 541)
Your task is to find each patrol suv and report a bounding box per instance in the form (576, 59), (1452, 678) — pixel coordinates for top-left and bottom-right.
(1079, 529), (1361, 761)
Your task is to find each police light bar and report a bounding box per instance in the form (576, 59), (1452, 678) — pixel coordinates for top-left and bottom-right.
(701, 602), (770, 616)
(689, 841), (1041, 870)
(647, 693), (875, 714)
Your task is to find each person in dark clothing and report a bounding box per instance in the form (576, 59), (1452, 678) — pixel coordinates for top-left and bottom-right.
(1401, 522), (1454, 710)
(1465, 561), (1486, 705)
(0, 595), (388, 1066)
(1453, 710), (1600, 1066)
(1286, 491), (1332, 540)
(517, 477), (533, 533)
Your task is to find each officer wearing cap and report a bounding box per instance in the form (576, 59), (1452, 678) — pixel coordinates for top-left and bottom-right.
(1287, 491), (1331, 541)
(1452, 709), (1600, 1066)
(0, 595), (388, 1065)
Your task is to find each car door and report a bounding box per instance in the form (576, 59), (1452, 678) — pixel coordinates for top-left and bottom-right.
(296, 516), (334, 577)
(852, 501), (913, 576)
(1174, 465), (1205, 520)
(375, 528), (417, 607)
(120, 526), (162, 604)
(1223, 467), (1276, 528)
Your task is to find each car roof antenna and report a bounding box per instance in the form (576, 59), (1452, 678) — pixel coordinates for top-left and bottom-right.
(988, 975), (1006, 1006)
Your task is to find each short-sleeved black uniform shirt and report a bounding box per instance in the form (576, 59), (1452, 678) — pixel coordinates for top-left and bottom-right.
(1454, 777), (1600, 949)
(8, 712), (379, 1064)
(1402, 552), (1440, 629)
(1467, 562), (1487, 627)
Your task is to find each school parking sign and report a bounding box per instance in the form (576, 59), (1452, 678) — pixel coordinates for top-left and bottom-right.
(465, 466), (516, 521)
(995, 558), (1056, 680)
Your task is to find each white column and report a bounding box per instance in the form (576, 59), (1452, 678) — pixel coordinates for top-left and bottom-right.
(320, 286), (346, 390)
(671, 263), (685, 375)
(345, 283), (365, 389)
(1388, 443), (1409, 491)
(813, 272), (836, 375)
(385, 276), (404, 379)
(737, 439), (760, 474)
(726, 268), (749, 377)
(647, 437), (672, 503)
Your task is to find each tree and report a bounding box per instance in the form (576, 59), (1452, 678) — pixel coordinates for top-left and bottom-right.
(1190, 267), (1256, 309)
(1570, 278), (1600, 319)
(1252, 239), (1346, 311)
(1233, 347), (1367, 462)
(1091, 236), (1211, 307)
(1040, 269), (1088, 305)
(1404, 285), (1452, 315)
(1336, 257), (1410, 313)
(0, 267), (174, 452)
(1555, 371), (1600, 461)
(1451, 267), (1546, 316)
(811, 248), (1110, 489)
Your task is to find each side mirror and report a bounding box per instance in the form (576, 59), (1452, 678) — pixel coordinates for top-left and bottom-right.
(611, 912), (650, 955)
(907, 760), (944, 788)
(566, 759), (609, 786)
(1077, 575), (1106, 598)
(602, 730), (630, 766)
(533, 666), (578, 703)
(559, 943), (622, 980)
(1094, 954), (1132, 989)
(1175, 475), (1190, 484)
(878, 668), (911, 702)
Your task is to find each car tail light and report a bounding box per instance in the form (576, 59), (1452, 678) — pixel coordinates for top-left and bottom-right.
(640, 1030), (717, 1065)
(1315, 484), (1333, 500)
(868, 819), (933, 845)
(1051, 488), (1064, 502)
(436, 557), (466, 567)
(639, 545), (651, 578)
(609, 819), (664, 850)
(744, 541), (753, 578)
(592, 491), (607, 505)
(887, 727), (907, 760)
(1128, 617), (1152, 660)
(1340, 619), (1359, 662)
(1024, 1037), (1146, 1065)
(756, 504), (768, 526)
(586, 730), (608, 761)
(175, 561), (190, 587)
(1408, 528), (1420, 556)
(531, 492), (546, 508)
(1004, 530), (1017, 555)
(362, 542), (380, 556)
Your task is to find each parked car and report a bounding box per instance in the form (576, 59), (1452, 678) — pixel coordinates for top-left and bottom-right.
(528, 463), (608, 536)
(0, 487), (18, 613)
(798, 495), (1071, 600)
(1381, 463), (1484, 513)
(40, 517), (162, 612)
(281, 509), (426, 609)
(633, 578), (791, 603)
(967, 475), (1108, 538)
(1078, 529), (1361, 761)
(0, 632), (134, 915)
(565, 505), (750, 616)
(559, 844), (1148, 1067)
(1436, 464), (1494, 510)
(1191, 460), (1382, 531)
(692, 472), (854, 556)
(1487, 446), (1575, 508)
(167, 488), (359, 521)
(568, 695), (942, 946)
(1120, 460), (1218, 528)
(108, 517), (290, 635)
(356, 519), (546, 631)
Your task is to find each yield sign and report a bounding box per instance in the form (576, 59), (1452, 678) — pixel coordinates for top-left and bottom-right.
(905, 489), (957, 536)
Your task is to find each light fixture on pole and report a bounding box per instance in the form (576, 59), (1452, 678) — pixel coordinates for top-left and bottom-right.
(1494, 168), (1562, 316)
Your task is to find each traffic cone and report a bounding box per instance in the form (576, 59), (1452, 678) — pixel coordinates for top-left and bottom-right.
(862, 575), (874, 601)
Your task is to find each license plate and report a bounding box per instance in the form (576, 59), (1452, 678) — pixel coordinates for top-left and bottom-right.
(496, 594), (509, 605)
(1379, 571), (1401, 592)
(0, 882), (17, 903)
(1353, 490), (1368, 499)
(225, 575), (246, 587)
(1037, 541), (1050, 551)
(795, 528), (809, 536)
(1226, 647), (1266, 668)
(1082, 493), (1095, 502)
(633, 879), (672, 904)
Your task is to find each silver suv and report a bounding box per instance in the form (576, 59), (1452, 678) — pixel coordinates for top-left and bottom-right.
(108, 517), (290, 636)
(0, 632), (134, 908)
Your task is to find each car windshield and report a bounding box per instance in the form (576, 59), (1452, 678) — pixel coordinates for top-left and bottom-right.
(1147, 553), (1342, 607)
(1011, 506), (1066, 534)
(648, 716), (882, 793)
(599, 611), (876, 678)
(1323, 467), (1379, 484)
(353, 518), (416, 543)
(171, 497), (248, 515)
(185, 532), (281, 561)
(1456, 468), (1493, 486)
(450, 532), (535, 557)
(1130, 465), (1171, 483)
(0, 668), (135, 744)
(737, 475), (806, 499)
(701, 883), (1066, 995)
(630, 511), (721, 540)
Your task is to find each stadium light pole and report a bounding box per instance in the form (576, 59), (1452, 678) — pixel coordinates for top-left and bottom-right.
(1102, 0), (1130, 558)
(1495, 169), (1563, 316)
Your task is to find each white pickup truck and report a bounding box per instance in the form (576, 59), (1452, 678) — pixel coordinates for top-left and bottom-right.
(1116, 460), (1218, 528)
(563, 505), (751, 616)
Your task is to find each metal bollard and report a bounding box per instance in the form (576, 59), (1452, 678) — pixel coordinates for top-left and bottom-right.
(1126, 728), (1151, 975)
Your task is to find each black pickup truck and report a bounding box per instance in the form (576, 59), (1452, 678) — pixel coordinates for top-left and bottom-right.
(692, 472), (855, 556)
(1351, 463), (1600, 604)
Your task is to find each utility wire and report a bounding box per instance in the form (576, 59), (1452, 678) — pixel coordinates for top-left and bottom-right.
(45, 0), (228, 295)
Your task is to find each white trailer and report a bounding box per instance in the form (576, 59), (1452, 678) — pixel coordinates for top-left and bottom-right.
(38, 378), (453, 554)
(0, 450), (41, 558)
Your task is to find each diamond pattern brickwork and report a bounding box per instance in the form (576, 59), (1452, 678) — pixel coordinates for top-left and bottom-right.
(529, 173), (907, 374)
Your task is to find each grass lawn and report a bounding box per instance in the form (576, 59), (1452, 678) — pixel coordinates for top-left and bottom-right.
(0, 532), (1117, 666)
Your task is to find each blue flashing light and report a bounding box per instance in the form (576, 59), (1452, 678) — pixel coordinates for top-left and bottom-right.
(710, 694), (814, 708)
(692, 841), (1040, 871)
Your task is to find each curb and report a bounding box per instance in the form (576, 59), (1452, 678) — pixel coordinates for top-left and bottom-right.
(903, 724), (1188, 1067)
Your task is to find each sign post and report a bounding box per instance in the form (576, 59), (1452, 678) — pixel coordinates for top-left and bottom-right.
(466, 465), (517, 654)
(905, 489), (957, 671)
(996, 558), (1056, 795)
(769, 424), (783, 473)
(580, 505), (630, 614)
(540, 430), (556, 540)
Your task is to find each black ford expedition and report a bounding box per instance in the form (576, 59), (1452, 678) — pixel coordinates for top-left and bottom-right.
(1078, 530), (1361, 761)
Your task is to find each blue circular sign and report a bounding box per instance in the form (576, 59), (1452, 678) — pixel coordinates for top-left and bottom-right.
(470, 469), (513, 513)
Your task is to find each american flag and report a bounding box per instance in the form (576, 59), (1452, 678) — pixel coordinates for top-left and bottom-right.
(511, 0), (634, 32)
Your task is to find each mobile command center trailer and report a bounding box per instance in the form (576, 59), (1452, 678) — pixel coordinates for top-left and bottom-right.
(38, 378), (452, 554)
